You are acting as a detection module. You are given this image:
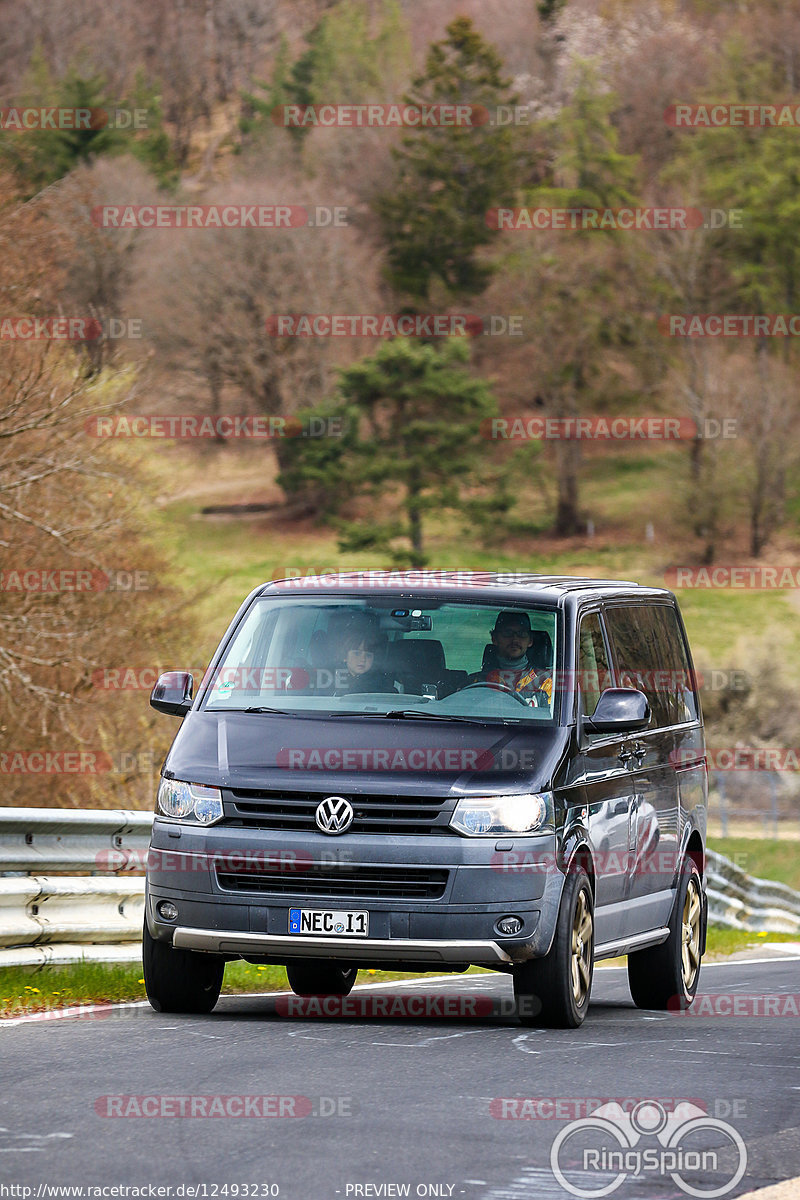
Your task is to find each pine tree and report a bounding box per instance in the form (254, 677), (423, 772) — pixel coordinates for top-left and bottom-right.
(377, 16), (523, 300)
(278, 339), (505, 565)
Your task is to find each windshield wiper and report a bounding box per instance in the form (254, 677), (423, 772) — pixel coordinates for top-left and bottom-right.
(381, 709), (502, 723)
(242, 705), (292, 714)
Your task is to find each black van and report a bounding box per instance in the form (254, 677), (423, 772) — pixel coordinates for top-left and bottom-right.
(144, 572), (708, 1027)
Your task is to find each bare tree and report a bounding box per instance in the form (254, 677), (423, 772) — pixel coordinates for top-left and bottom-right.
(730, 348), (800, 557)
(38, 157), (156, 374)
(128, 166), (382, 484)
(0, 183), (195, 809)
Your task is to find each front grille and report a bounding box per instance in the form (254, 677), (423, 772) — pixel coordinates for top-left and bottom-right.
(216, 865), (449, 899)
(226, 789), (454, 835)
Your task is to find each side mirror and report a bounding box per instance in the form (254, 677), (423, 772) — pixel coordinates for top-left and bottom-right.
(583, 687), (650, 734)
(150, 671), (193, 717)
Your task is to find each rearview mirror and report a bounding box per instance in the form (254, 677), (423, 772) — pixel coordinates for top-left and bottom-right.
(150, 671), (193, 717)
(583, 688), (649, 734)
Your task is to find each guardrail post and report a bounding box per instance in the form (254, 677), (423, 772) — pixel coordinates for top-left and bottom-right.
(717, 772), (728, 837)
(769, 773), (778, 837)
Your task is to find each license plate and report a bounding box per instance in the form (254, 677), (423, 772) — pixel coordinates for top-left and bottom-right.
(288, 908), (369, 937)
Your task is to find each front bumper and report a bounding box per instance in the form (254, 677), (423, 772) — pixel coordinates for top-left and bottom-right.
(173, 926), (512, 965)
(146, 821), (564, 966)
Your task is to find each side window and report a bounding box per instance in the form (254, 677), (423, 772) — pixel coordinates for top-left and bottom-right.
(604, 604), (696, 727)
(577, 612), (612, 717)
(652, 605), (699, 723)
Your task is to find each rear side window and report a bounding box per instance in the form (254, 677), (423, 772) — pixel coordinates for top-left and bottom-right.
(604, 604), (698, 727)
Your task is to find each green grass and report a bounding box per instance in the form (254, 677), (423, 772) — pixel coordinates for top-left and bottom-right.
(0, 960), (490, 1018)
(703, 926), (799, 959)
(139, 440), (800, 687)
(708, 838), (800, 891)
(1, 926), (796, 1018)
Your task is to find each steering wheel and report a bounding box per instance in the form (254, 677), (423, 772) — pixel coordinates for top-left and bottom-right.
(460, 681), (530, 706)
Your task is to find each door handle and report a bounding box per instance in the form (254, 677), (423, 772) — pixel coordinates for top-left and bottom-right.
(618, 747), (634, 766)
(631, 741), (647, 766)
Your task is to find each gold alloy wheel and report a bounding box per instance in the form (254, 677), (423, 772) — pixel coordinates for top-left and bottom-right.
(681, 875), (702, 991)
(571, 888), (593, 1005)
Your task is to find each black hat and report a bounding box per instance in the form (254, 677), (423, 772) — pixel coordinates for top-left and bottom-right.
(493, 610), (531, 633)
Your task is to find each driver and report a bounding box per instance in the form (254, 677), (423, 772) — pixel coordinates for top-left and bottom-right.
(473, 610), (553, 705)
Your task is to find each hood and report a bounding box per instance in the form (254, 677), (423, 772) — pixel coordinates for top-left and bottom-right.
(163, 710), (571, 796)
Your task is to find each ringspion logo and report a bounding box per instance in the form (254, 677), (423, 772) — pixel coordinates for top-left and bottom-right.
(549, 1101), (746, 1198)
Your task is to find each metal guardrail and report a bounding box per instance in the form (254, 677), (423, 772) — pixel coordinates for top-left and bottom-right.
(0, 806), (153, 874)
(0, 809), (798, 967)
(706, 848), (800, 934)
(0, 808), (152, 966)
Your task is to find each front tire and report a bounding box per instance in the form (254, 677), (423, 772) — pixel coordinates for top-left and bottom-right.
(628, 856), (703, 1010)
(143, 920), (224, 1014)
(513, 868), (594, 1028)
(286, 960), (358, 997)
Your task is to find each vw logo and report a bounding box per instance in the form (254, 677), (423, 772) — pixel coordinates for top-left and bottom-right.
(315, 795), (354, 835)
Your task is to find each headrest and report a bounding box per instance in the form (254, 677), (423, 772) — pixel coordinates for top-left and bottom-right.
(386, 639), (446, 677)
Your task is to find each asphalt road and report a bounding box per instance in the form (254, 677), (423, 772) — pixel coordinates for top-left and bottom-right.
(1, 954), (799, 1200)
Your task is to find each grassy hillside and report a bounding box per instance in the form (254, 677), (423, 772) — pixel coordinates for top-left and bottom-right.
(139, 439), (800, 691)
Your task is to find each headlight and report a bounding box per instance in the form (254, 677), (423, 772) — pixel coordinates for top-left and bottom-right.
(157, 779), (224, 825)
(450, 792), (549, 837)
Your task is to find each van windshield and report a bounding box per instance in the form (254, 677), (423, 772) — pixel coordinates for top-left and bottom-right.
(202, 596), (559, 723)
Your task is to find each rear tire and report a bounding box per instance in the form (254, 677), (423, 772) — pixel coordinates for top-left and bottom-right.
(143, 920), (224, 1014)
(628, 856), (703, 1010)
(513, 868), (594, 1028)
(286, 960), (358, 997)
